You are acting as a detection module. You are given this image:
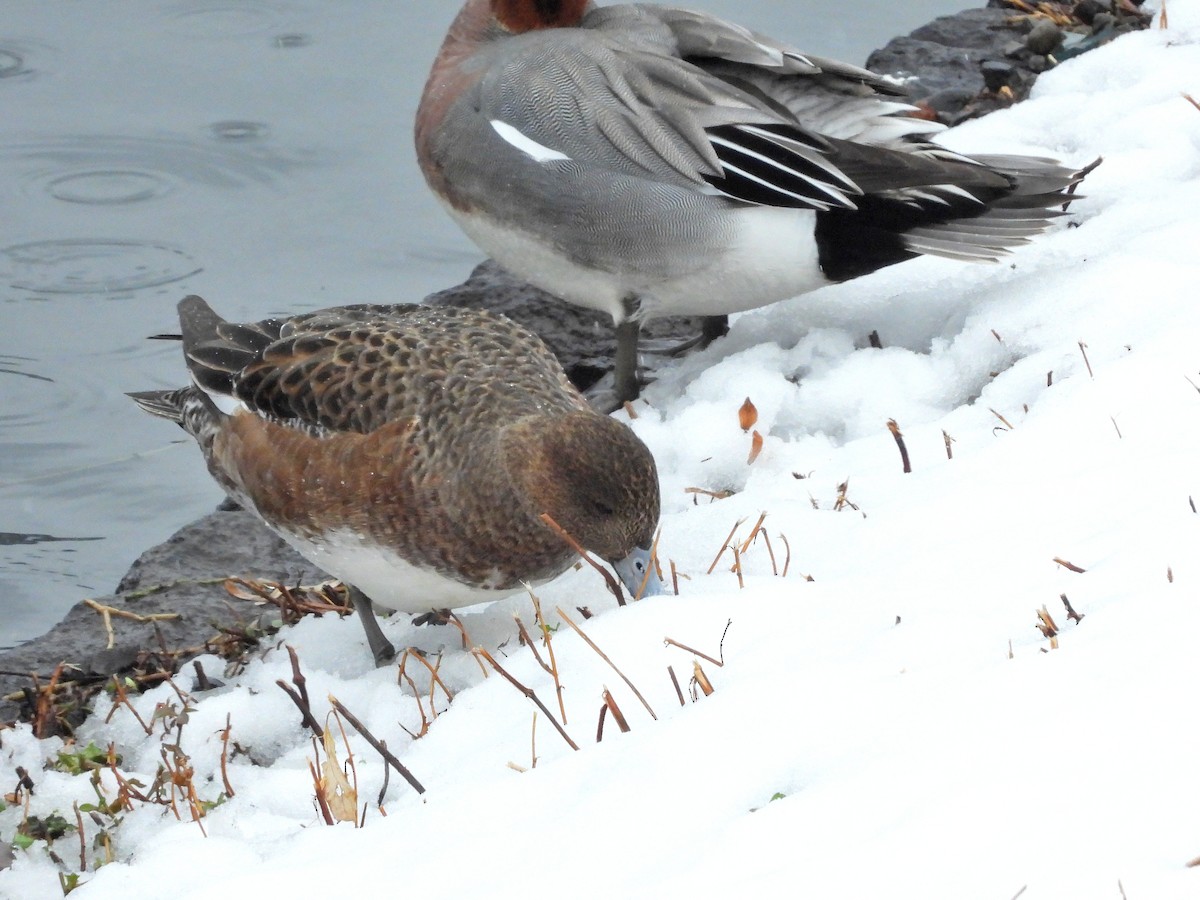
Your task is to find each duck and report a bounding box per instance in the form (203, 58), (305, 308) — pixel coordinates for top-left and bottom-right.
(416, 1), (1088, 403)
(130, 295), (662, 665)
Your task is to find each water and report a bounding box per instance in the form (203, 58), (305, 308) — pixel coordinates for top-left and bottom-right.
(0, 0), (969, 649)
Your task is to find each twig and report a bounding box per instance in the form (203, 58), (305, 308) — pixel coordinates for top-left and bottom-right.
(556, 607), (657, 721)
(446, 613), (488, 676)
(738, 513), (768, 554)
(83, 599), (181, 650)
(692, 661), (714, 697)
(667, 666), (685, 706)
(539, 512), (625, 605)
(1060, 593), (1085, 624)
(663, 619), (731, 668)
(730, 546), (744, 588)
(989, 408), (1014, 431)
(887, 419), (911, 473)
(474, 647), (578, 751)
(218, 713), (236, 798)
(1053, 557), (1087, 574)
(780, 533), (792, 578)
(328, 695), (426, 795)
(1182, 92), (1199, 112)
(274, 646), (324, 738)
(942, 429), (955, 460)
(74, 801), (86, 872)
(1078, 341), (1094, 378)
(602, 689), (630, 734)
(669, 559), (680, 595)
(707, 518), (745, 574)
(531, 592), (567, 726)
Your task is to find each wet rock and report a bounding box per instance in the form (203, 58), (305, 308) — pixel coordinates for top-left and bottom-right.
(0, 508), (323, 723)
(1026, 20), (1063, 55)
(426, 259), (712, 395)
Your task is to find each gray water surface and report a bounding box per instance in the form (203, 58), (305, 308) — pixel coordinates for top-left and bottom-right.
(0, 0), (969, 649)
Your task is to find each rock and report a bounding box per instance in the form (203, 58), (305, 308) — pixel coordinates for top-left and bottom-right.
(0, 508), (324, 723)
(426, 259), (714, 395)
(1026, 20), (1063, 55)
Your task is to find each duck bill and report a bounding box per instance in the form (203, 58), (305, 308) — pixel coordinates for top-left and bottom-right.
(611, 545), (663, 600)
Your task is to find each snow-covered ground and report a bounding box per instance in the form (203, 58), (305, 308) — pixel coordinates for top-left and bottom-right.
(4, 3), (1200, 898)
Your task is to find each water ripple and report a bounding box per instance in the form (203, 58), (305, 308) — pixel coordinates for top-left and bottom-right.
(4, 132), (306, 205)
(0, 239), (202, 295)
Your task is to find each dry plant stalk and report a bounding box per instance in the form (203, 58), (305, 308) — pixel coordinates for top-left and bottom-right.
(868, 330), (882, 349)
(691, 661), (715, 698)
(943, 429), (955, 460)
(84, 599), (180, 650)
(531, 592), (568, 725)
(1168, 567), (1174, 584)
(1060, 593), (1085, 624)
(663, 619), (732, 668)
(730, 546), (745, 588)
(1078, 341), (1094, 378)
(218, 712), (236, 798)
(738, 512), (768, 555)
(540, 512), (625, 605)
(1184, 93), (1200, 112)
(1035, 606), (1059, 641)
(780, 533), (792, 578)
(738, 397), (758, 432)
(707, 518), (746, 574)
(474, 647), (579, 751)
(761, 531), (778, 575)
(602, 689), (631, 736)
(275, 645), (324, 738)
(445, 613), (489, 675)
(623, 400), (638, 420)
(328, 695), (426, 796)
(685, 486), (735, 502)
(989, 408), (1014, 431)
(887, 419), (911, 473)
(1053, 557), (1087, 574)
(669, 559), (680, 595)
(667, 666), (685, 706)
(555, 606), (657, 721)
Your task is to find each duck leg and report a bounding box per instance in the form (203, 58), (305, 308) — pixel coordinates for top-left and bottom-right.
(613, 317), (643, 404)
(349, 585), (396, 667)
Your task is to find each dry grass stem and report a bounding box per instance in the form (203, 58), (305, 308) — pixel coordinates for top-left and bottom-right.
(540, 512), (625, 605)
(691, 662), (715, 698)
(218, 712), (236, 798)
(739, 512), (768, 554)
(603, 689), (631, 734)
(530, 712), (539, 769)
(1035, 606), (1060, 644)
(531, 593), (568, 726)
(989, 408), (1015, 431)
(887, 419), (912, 473)
(274, 645), (324, 738)
(328, 695), (426, 795)
(761, 530), (779, 575)
(669, 559), (680, 595)
(943, 429), (955, 460)
(780, 533), (792, 578)
(1060, 593), (1085, 624)
(663, 619), (731, 668)
(514, 615), (552, 675)
(107, 674), (152, 736)
(1168, 566), (1174, 583)
(1053, 557), (1087, 574)
(685, 486), (735, 502)
(667, 665), (685, 706)
(474, 647), (579, 751)
(84, 599), (180, 650)
(730, 546), (745, 588)
(1078, 340), (1094, 378)
(446, 613), (489, 676)
(555, 606), (657, 721)
(636, 526), (664, 601)
(707, 518), (746, 574)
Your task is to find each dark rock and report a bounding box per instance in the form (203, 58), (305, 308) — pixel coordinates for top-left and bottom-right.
(426, 259), (712, 394)
(0, 508), (324, 723)
(1073, 0), (1107, 26)
(981, 59), (1018, 92)
(1026, 20), (1064, 55)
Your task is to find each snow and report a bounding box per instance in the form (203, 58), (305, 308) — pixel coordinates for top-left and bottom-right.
(5, 3), (1200, 899)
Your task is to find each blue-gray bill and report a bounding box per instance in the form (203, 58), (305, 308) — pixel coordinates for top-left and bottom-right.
(613, 546), (663, 600)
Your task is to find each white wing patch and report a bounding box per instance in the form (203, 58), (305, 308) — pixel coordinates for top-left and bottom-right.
(490, 120), (570, 163)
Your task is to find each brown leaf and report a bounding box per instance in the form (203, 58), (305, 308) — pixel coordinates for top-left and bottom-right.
(747, 430), (764, 465)
(738, 397), (758, 432)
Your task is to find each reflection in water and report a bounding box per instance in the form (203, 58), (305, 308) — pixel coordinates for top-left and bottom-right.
(0, 532), (102, 546)
(0, 239), (202, 295)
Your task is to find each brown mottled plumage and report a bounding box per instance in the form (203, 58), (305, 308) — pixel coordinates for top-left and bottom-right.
(131, 295), (661, 664)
